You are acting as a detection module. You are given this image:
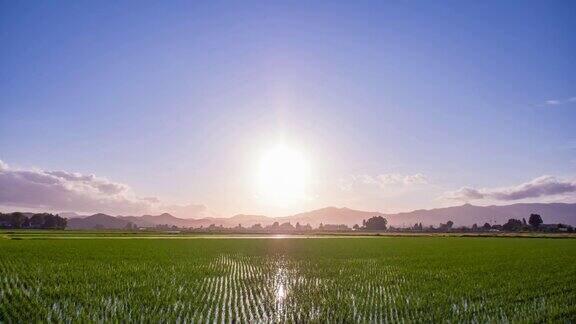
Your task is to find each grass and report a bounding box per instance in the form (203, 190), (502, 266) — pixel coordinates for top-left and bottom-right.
(1, 236), (575, 322)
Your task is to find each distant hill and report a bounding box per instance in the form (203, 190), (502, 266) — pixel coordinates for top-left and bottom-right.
(118, 213), (193, 228)
(282, 207), (380, 227)
(59, 212), (86, 219)
(280, 204), (575, 227)
(63, 203), (576, 229)
(217, 214), (272, 227)
(383, 203), (576, 227)
(67, 213), (130, 229)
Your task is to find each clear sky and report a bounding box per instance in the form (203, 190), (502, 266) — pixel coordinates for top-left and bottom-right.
(1, 1), (575, 217)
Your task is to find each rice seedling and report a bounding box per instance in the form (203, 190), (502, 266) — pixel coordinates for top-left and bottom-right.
(0, 237), (574, 322)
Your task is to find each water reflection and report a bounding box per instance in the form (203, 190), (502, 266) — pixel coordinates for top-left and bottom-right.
(274, 260), (287, 320)
(277, 282), (286, 300)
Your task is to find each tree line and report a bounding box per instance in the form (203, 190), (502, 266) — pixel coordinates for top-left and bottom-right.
(1, 211), (572, 233)
(381, 213), (574, 233)
(129, 213), (574, 234)
(0, 212), (67, 229)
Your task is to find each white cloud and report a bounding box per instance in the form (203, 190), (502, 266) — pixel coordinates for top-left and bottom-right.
(164, 203), (217, 219)
(442, 175), (576, 201)
(0, 160), (158, 215)
(543, 96), (576, 106)
(339, 173), (428, 191)
(377, 173), (428, 185)
(0, 160), (219, 217)
(0, 160), (8, 171)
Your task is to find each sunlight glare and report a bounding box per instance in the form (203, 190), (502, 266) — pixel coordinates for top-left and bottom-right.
(257, 144), (309, 206)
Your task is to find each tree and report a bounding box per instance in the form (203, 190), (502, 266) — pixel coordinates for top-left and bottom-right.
(438, 220), (454, 231)
(528, 214), (543, 228)
(483, 223), (491, 230)
(353, 224), (360, 230)
(10, 212), (27, 228)
(363, 216), (388, 231)
(503, 218), (523, 231)
(412, 223), (423, 231)
(43, 214), (58, 228)
(279, 222), (294, 231)
(29, 213), (47, 228)
(41, 213), (66, 229)
(54, 215), (67, 229)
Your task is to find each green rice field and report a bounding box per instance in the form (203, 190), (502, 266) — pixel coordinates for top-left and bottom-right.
(1, 235), (575, 322)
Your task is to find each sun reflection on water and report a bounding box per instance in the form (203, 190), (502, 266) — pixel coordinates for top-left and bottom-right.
(274, 260), (288, 320)
(277, 282), (286, 300)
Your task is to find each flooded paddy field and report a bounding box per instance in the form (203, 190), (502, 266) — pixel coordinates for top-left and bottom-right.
(1, 237), (575, 322)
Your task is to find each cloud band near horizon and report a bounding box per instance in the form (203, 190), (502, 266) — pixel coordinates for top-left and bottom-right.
(2, 159), (575, 215)
(443, 175), (576, 202)
(0, 160), (157, 215)
(0, 160), (215, 218)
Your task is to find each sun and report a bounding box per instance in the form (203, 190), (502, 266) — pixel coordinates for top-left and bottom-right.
(256, 144), (309, 205)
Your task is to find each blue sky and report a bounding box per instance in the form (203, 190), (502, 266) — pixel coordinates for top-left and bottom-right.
(1, 1), (575, 217)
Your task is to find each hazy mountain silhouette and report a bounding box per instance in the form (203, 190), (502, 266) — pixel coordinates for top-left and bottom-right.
(58, 212), (86, 219)
(282, 207), (380, 227)
(63, 203), (576, 229)
(67, 213), (130, 229)
(118, 213), (191, 227)
(384, 203), (576, 227)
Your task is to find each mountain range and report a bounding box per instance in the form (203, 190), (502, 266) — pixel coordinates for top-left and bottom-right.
(65, 203), (576, 229)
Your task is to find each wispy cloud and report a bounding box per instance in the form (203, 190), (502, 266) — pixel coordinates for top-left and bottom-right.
(338, 173), (427, 192)
(164, 203), (217, 219)
(0, 160), (213, 217)
(542, 96), (576, 107)
(0, 160), (157, 214)
(442, 175), (576, 201)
